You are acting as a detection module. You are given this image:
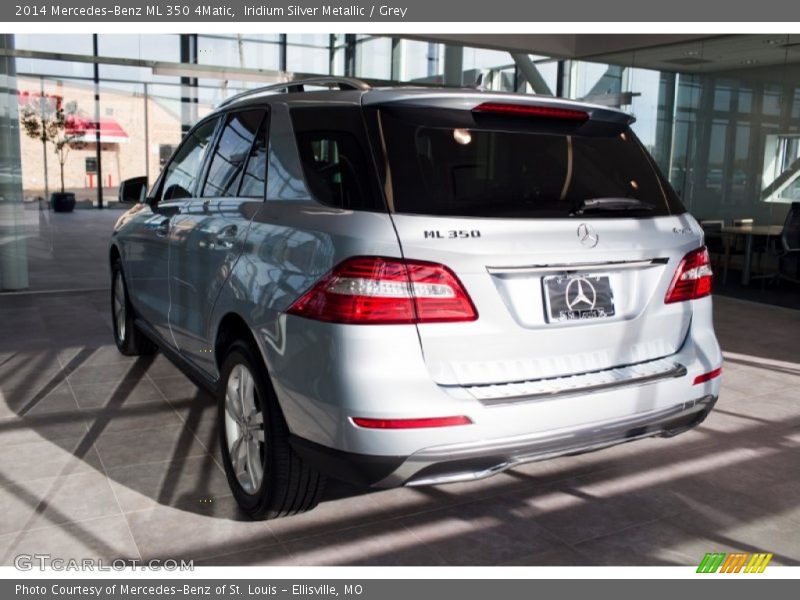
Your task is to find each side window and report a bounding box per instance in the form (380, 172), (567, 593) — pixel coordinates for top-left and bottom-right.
(202, 109), (265, 198)
(295, 131), (374, 210)
(291, 106), (384, 211)
(158, 118), (219, 203)
(238, 114), (269, 198)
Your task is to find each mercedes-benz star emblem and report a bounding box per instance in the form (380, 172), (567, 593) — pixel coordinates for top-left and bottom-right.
(565, 277), (597, 310)
(577, 223), (599, 248)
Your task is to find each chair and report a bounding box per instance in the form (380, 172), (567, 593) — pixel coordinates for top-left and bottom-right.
(755, 202), (800, 285)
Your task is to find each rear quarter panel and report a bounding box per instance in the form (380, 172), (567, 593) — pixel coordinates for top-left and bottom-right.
(208, 201), (408, 442)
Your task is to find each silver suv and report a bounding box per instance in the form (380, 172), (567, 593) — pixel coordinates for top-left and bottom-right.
(110, 77), (722, 519)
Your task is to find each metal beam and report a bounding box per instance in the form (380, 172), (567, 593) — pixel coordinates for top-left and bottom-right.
(0, 47), (287, 81)
(92, 33), (103, 209)
(510, 53), (553, 95)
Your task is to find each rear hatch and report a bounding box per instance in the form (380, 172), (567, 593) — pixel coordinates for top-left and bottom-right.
(364, 91), (703, 387)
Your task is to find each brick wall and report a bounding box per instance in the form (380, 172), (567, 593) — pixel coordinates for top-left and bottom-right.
(17, 77), (204, 201)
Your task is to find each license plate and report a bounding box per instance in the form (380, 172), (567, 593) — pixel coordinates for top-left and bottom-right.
(544, 274), (615, 322)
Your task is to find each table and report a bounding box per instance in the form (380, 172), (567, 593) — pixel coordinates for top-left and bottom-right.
(720, 224), (784, 285)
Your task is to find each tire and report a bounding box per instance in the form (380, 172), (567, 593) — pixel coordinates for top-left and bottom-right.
(111, 259), (157, 356)
(218, 340), (326, 519)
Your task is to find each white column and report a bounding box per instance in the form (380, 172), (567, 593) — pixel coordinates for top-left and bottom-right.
(0, 33), (28, 291)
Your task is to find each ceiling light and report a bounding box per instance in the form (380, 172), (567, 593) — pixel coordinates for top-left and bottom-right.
(741, 59), (759, 65)
(684, 50), (701, 57)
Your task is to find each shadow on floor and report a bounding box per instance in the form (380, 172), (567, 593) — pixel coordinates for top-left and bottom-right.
(1, 292), (799, 566)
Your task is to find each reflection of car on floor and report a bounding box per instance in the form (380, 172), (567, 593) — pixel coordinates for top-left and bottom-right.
(109, 77), (723, 519)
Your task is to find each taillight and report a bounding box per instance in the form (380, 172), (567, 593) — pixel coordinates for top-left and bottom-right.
(472, 102), (589, 121)
(286, 256), (478, 325)
(352, 416), (473, 429)
(664, 247), (713, 304)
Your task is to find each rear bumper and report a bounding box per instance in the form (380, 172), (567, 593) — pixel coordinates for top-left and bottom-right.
(379, 394), (715, 486)
(291, 394), (716, 487)
(266, 298), (722, 487)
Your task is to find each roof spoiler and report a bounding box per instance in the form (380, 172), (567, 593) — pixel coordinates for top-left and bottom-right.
(362, 89), (635, 126)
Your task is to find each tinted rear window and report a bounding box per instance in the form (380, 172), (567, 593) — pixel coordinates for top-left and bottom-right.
(378, 109), (684, 219)
(291, 106), (385, 212)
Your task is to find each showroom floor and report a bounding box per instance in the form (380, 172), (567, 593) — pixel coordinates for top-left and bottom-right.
(0, 208), (799, 566)
(0, 290), (798, 566)
(3, 203), (123, 293)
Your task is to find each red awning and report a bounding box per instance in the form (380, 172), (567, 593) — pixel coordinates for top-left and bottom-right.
(66, 116), (128, 144)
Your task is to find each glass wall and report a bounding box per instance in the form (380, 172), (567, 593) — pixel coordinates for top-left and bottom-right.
(569, 56), (800, 227)
(3, 33), (800, 292)
(286, 34), (330, 74)
(198, 34), (281, 70)
(7, 34), (542, 213)
(0, 34), (28, 290)
(355, 35), (392, 79)
(15, 69), (242, 206)
(11, 33), (800, 226)
(393, 39), (443, 82)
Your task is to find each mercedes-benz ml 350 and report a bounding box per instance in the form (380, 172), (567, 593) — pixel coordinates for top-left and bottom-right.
(109, 77), (722, 519)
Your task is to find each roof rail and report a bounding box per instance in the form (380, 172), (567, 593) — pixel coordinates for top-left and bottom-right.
(217, 77), (371, 108)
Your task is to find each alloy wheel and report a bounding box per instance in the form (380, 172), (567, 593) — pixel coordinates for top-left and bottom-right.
(223, 363), (265, 494)
(113, 271), (126, 342)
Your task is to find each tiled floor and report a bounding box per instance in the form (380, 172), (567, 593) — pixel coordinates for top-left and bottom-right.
(0, 288), (798, 566)
(2, 204), (123, 293)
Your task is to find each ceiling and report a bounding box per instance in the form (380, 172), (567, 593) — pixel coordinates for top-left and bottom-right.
(589, 34), (800, 73)
(409, 34), (800, 73)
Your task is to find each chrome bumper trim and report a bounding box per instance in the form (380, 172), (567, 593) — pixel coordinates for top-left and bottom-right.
(375, 395), (716, 488)
(486, 258), (667, 275)
(461, 358), (687, 406)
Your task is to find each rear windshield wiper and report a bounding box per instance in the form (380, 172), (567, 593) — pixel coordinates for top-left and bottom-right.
(572, 197), (655, 215)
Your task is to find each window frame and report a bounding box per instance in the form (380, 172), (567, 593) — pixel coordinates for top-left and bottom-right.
(199, 106), (270, 200)
(762, 133), (800, 204)
(152, 114), (223, 205)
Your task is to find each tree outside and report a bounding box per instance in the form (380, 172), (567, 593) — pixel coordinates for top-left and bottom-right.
(19, 94), (88, 195)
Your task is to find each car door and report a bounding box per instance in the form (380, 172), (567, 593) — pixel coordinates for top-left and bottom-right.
(168, 107), (269, 375)
(125, 116), (221, 345)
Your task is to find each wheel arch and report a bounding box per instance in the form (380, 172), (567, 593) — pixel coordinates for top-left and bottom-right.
(109, 243), (121, 267)
(214, 312), (260, 373)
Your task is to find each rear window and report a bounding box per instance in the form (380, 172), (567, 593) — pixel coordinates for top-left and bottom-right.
(377, 109), (684, 219)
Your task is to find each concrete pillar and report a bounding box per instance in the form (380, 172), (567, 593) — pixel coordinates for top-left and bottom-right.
(443, 45), (464, 87)
(179, 34), (198, 135)
(0, 34), (29, 291)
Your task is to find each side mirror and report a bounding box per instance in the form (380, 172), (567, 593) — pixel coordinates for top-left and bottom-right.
(119, 177), (148, 204)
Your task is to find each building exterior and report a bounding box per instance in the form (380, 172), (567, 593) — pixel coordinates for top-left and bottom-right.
(17, 76), (193, 202)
